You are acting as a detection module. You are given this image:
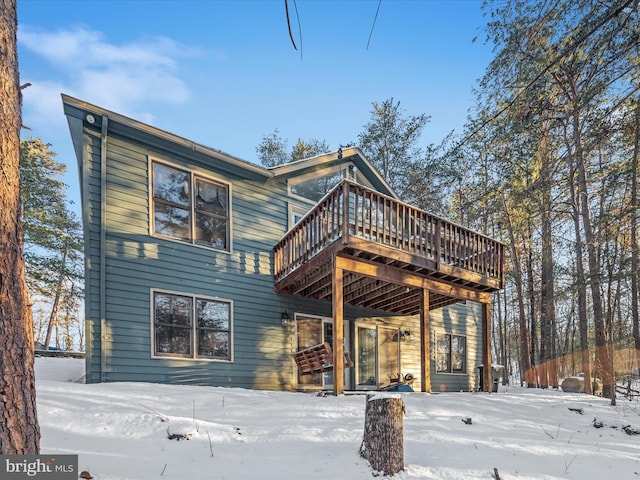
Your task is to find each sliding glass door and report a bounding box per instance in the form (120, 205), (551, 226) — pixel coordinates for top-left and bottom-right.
(356, 325), (400, 389)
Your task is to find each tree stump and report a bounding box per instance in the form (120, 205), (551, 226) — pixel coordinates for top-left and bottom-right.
(360, 394), (404, 476)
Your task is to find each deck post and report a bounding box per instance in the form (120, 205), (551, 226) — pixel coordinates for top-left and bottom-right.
(341, 181), (350, 244)
(332, 259), (344, 396)
(420, 288), (431, 393)
(482, 301), (492, 393)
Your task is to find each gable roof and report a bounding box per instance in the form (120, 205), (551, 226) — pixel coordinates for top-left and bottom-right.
(61, 94), (397, 198)
(269, 147), (398, 199)
(61, 94), (273, 180)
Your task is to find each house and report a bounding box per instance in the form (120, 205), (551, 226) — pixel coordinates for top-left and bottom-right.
(62, 94), (504, 395)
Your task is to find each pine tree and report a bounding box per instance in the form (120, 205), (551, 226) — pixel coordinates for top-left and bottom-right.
(357, 98), (428, 201)
(20, 138), (83, 350)
(0, 0), (41, 454)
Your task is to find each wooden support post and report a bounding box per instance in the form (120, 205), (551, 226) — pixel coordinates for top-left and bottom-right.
(420, 288), (431, 393)
(341, 180), (350, 243)
(332, 261), (344, 396)
(360, 394), (405, 476)
(482, 302), (492, 393)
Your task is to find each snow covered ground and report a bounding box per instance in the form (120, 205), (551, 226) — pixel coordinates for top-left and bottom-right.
(35, 357), (640, 479)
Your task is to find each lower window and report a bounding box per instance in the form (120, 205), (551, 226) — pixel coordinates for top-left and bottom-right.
(436, 333), (466, 373)
(152, 290), (232, 361)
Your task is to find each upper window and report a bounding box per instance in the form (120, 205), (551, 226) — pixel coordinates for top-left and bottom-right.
(436, 333), (466, 374)
(288, 163), (377, 203)
(290, 171), (345, 202)
(152, 161), (230, 251)
(153, 290), (232, 361)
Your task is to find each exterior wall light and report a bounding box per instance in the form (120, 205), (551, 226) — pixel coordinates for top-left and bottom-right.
(281, 312), (291, 327)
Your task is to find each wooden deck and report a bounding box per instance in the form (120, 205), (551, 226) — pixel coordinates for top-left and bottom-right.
(274, 180), (504, 314)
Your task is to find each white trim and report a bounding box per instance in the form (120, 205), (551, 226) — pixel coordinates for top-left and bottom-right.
(268, 146), (396, 199)
(352, 168), (376, 190)
(62, 94), (272, 179)
(288, 203), (310, 229)
(286, 163), (351, 203)
(288, 161), (354, 186)
(149, 157), (233, 253)
(354, 322), (401, 390)
(354, 322), (378, 390)
(150, 288), (234, 363)
(294, 312), (332, 350)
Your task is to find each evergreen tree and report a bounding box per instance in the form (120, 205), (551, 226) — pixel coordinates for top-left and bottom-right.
(20, 138), (83, 350)
(357, 98), (429, 201)
(256, 129), (330, 167)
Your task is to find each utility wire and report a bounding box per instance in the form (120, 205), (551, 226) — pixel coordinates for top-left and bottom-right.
(367, 0), (382, 50)
(293, 0), (302, 60)
(449, 0), (635, 155)
(284, 0), (297, 50)
(284, 0), (302, 59)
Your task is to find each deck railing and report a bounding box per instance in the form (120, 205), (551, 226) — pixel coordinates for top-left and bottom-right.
(274, 180), (504, 288)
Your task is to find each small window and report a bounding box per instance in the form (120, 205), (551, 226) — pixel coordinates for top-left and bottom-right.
(289, 204), (309, 229)
(153, 291), (232, 361)
(152, 161), (230, 251)
(436, 334), (466, 374)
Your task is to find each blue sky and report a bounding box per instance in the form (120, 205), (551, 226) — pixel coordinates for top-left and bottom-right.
(17, 0), (495, 211)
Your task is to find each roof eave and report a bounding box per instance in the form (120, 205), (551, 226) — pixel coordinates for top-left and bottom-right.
(61, 94), (273, 179)
(269, 146), (399, 199)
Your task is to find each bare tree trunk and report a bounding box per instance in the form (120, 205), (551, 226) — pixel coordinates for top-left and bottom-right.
(0, 0), (40, 454)
(501, 194), (533, 386)
(540, 137), (558, 388)
(568, 150), (592, 395)
(572, 107), (612, 399)
(496, 291), (508, 384)
(631, 103), (640, 372)
(569, 299), (576, 375)
(44, 248), (67, 349)
(527, 242), (540, 388)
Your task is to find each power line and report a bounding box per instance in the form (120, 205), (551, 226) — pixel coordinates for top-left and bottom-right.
(284, 0), (302, 60)
(293, 0), (302, 60)
(284, 0), (297, 50)
(450, 0), (635, 155)
(367, 0), (383, 51)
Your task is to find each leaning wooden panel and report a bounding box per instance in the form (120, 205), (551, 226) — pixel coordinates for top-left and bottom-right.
(293, 342), (354, 377)
(293, 342), (333, 376)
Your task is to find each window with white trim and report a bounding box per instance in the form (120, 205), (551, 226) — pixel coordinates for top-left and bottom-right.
(436, 333), (466, 373)
(153, 291), (232, 361)
(152, 161), (230, 250)
(289, 204), (309, 229)
(288, 163), (375, 203)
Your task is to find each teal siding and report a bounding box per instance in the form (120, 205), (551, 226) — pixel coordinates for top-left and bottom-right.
(67, 98), (486, 392)
(430, 302), (483, 392)
(351, 301), (483, 393)
(80, 123), (302, 389)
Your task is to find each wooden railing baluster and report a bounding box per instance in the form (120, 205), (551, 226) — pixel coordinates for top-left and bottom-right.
(273, 180), (504, 287)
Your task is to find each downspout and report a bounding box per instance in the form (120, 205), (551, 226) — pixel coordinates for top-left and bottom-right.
(100, 115), (109, 382)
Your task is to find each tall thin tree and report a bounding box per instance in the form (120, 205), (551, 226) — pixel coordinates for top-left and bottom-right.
(0, 0), (41, 453)
(630, 102), (640, 370)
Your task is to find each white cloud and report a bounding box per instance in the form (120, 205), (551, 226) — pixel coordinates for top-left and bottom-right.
(19, 26), (192, 70)
(20, 80), (69, 130)
(19, 25), (199, 131)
